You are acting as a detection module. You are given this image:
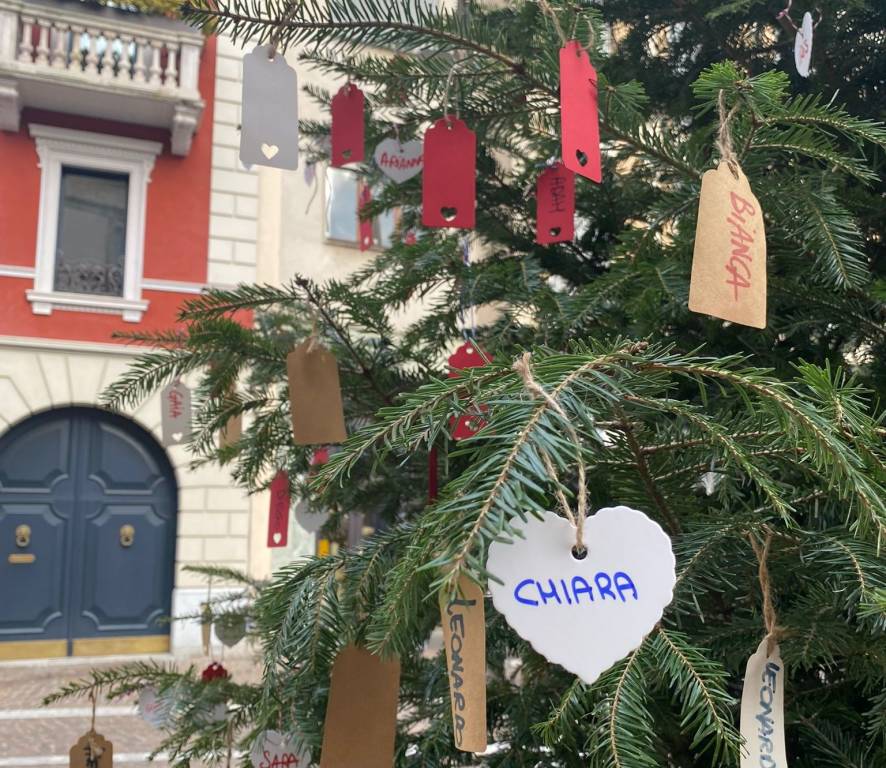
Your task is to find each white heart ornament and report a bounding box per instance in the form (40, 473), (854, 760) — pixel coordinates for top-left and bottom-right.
(294, 499), (329, 534)
(250, 729), (310, 768)
(373, 138), (423, 183)
(794, 11), (813, 78)
(138, 685), (174, 729)
(487, 506), (676, 685)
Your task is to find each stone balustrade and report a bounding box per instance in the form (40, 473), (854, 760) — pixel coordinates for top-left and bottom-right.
(0, 0), (204, 155)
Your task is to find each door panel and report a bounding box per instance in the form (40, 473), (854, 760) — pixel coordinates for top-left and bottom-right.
(0, 407), (178, 657)
(0, 418), (74, 492)
(0, 501), (68, 638)
(73, 503), (172, 635)
(85, 421), (166, 495)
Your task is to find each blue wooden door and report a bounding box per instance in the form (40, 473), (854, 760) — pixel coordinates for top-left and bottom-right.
(0, 407), (177, 658)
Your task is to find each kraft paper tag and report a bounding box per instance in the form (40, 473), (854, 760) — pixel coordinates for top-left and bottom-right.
(287, 341), (348, 445)
(70, 730), (113, 768)
(739, 639), (787, 768)
(160, 380), (191, 446)
(486, 507), (675, 685)
(320, 645), (401, 768)
(218, 413), (242, 449)
(689, 162), (767, 329)
(439, 575), (487, 753)
(240, 45), (299, 170)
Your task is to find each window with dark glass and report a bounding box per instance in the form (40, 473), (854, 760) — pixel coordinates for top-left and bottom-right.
(324, 167), (397, 248)
(54, 166), (129, 297)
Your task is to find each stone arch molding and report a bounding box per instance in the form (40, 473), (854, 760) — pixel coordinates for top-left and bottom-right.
(0, 346), (188, 487)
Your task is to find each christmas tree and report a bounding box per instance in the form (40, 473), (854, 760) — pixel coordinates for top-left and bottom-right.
(48, 1), (886, 766)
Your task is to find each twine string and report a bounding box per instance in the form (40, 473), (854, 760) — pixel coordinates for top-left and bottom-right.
(306, 312), (321, 354)
(748, 531), (783, 656)
(443, 60), (462, 121)
(268, 1), (302, 59)
(512, 352), (587, 552)
(716, 89), (741, 177)
(537, 0), (568, 47)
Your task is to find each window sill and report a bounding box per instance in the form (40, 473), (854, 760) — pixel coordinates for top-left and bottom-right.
(323, 237), (387, 254)
(26, 290), (149, 323)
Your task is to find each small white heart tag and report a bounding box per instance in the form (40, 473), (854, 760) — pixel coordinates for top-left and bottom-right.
(794, 11), (813, 78)
(138, 685), (174, 729)
(373, 138), (423, 183)
(295, 499), (330, 533)
(250, 729), (309, 768)
(262, 143), (280, 159)
(487, 506), (676, 685)
(273, 532), (283, 544)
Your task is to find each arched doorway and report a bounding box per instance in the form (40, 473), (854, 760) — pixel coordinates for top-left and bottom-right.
(0, 407), (178, 659)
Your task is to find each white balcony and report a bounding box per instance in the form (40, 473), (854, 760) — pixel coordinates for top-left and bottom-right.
(0, 0), (204, 155)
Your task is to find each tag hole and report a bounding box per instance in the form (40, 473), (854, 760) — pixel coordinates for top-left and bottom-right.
(575, 149), (588, 167)
(549, 227), (561, 237)
(343, 149), (352, 159)
(571, 545), (588, 561)
(441, 206), (458, 221)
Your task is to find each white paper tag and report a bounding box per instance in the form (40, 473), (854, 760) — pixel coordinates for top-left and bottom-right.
(251, 730), (309, 768)
(160, 380), (191, 446)
(240, 45), (299, 169)
(794, 12), (813, 78)
(373, 138), (423, 183)
(487, 507), (675, 684)
(740, 640), (788, 768)
(295, 498), (329, 533)
(138, 686), (173, 729)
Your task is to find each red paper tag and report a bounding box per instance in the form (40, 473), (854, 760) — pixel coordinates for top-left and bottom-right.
(536, 163), (575, 244)
(267, 471), (290, 548)
(359, 183), (373, 251)
(311, 447), (330, 467)
(448, 341), (491, 440)
(560, 41), (601, 183)
(331, 83), (365, 167)
(422, 117), (476, 229)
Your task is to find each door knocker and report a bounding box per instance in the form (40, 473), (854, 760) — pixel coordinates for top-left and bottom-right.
(15, 524), (31, 548)
(119, 524), (135, 548)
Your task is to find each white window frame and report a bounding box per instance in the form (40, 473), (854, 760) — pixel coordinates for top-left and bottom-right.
(27, 124), (163, 322)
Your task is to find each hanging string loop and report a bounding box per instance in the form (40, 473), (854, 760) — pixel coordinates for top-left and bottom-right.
(716, 89), (741, 178)
(748, 530), (785, 656)
(512, 352), (587, 553)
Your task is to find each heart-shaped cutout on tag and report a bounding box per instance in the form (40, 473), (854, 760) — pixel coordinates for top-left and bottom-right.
(794, 11), (813, 78)
(487, 506), (675, 685)
(373, 138), (423, 183)
(272, 532), (283, 544)
(261, 143), (280, 159)
(251, 729), (309, 768)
